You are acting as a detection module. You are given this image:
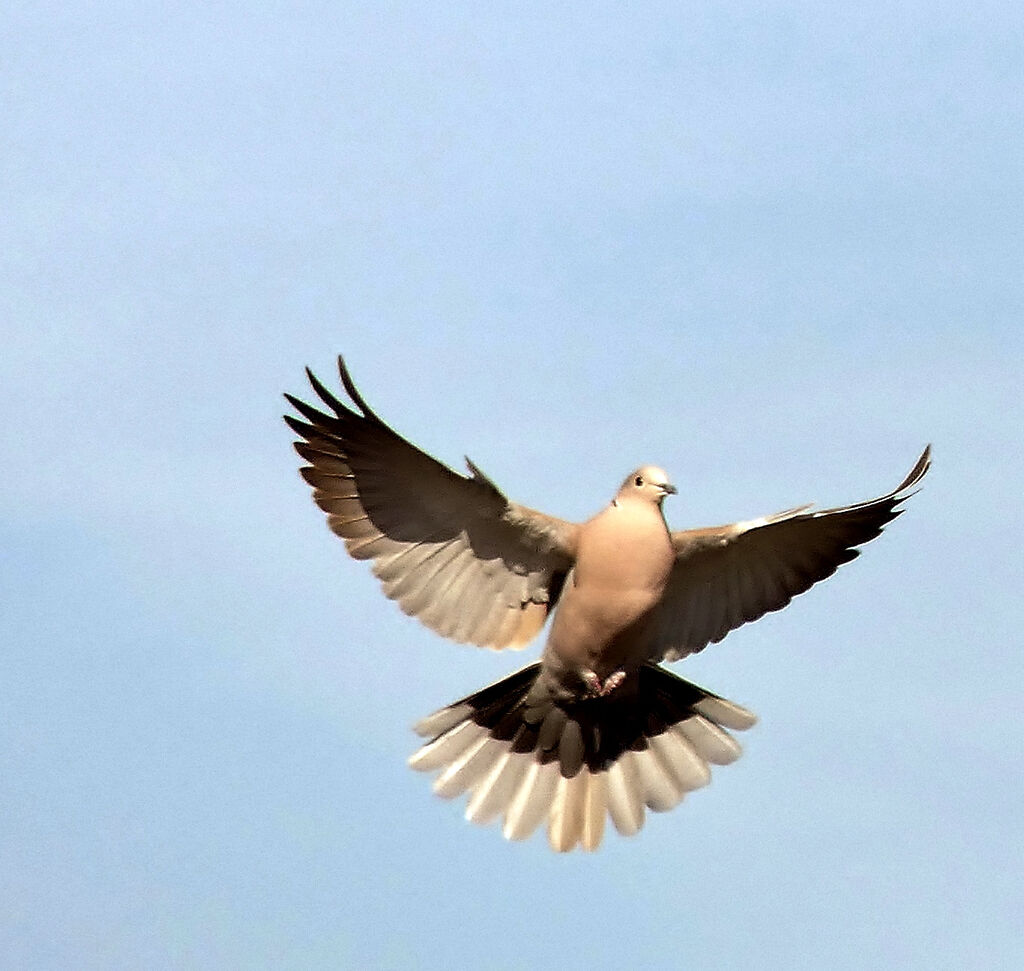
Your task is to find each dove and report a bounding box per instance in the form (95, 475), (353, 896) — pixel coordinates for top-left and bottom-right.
(285, 357), (930, 852)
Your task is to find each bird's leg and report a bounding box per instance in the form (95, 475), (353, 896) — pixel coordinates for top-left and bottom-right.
(580, 668), (627, 698)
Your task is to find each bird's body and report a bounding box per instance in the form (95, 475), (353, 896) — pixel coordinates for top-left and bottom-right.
(545, 477), (674, 680)
(285, 357), (930, 852)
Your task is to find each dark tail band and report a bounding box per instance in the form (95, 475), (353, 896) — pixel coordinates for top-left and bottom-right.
(410, 662), (756, 852)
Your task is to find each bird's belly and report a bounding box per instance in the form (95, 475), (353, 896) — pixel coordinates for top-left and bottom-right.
(580, 583), (660, 631)
(546, 581), (661, 675)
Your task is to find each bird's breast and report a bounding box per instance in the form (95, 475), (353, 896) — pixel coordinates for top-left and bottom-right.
(572, 507), (674, 596)
(544, 505), (674, 672)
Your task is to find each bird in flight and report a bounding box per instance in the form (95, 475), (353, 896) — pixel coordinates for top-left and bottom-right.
(285, 357), (930, 852)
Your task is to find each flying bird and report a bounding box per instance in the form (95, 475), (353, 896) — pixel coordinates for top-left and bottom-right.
(285, 357), (930, 852)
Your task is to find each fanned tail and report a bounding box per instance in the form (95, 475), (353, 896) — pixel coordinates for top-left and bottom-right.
(409, 662), (756, 852)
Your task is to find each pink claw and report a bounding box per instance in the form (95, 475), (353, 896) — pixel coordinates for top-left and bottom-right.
(601, 670), (626, 695)
(580, 669), (603, 696)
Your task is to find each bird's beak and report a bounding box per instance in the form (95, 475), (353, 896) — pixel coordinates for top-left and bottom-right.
(661, 483), (678, 496)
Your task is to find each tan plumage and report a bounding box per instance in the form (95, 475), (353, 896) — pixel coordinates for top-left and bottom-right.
(286, 356), (930, 852)
(285, 365), (576, 650)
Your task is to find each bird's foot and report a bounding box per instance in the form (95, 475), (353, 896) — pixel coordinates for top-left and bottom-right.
(602, 670), (626, 694)
(580, 668), (627, 698)
(580, 670), (602, 696)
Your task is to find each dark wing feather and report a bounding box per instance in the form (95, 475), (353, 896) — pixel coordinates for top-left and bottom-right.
(285, 357), (579, 649)
(650, 446), (931, 662)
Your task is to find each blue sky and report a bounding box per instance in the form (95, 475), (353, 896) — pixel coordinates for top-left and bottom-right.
(3, 2), (1022, 968)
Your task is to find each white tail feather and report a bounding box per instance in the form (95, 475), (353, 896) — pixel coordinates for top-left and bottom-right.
(465, 751), (528, 825)
(606, 756), (645, 836)
(637, 740), (686, 812)
(661, 727), (712, 790)
(433, 735), (503, 798)
(504, 760), (559, 841)
(693, 696), (757, 731)
(549, 772), (586, 851)
(413, 703), (472, 739)
(679, 715), (743, 765)
(581, 772), (607, 852)
(408, 720), (484, 771)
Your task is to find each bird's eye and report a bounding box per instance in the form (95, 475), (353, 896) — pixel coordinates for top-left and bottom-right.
(634, 475), (644, 487)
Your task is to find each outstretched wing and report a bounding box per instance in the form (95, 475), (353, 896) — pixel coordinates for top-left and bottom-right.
(648, 446), (931, 662)
(285, 357), (579, 649)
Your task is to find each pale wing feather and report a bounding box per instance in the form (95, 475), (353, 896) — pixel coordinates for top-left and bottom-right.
(286, 358), (579, 649)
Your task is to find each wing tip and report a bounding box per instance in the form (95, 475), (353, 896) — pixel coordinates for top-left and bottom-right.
(336, 354), (382, 421)
(893, 443), (932, 496)
(464, 456), (505, 499)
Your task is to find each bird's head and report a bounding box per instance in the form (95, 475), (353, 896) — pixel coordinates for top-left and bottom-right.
(617, 466), (677, 505)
